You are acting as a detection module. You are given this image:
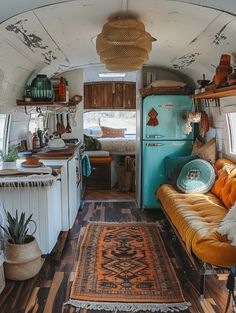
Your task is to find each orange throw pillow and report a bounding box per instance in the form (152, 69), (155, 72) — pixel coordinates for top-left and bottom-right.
(215, 158), (233, 171)
(211, 166), (236, 208)
(101, 126), (126, 138)
(211, 170), (229, 198)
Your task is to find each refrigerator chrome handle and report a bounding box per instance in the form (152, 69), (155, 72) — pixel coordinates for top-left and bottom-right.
(146, 143), (164, 147)
(146, 135), (164, 138)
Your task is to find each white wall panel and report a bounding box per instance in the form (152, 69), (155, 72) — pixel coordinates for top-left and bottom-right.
(206, 96), (236, 161)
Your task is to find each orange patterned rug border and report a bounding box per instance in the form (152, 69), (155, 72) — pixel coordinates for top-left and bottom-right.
(66, 222), (191, 312)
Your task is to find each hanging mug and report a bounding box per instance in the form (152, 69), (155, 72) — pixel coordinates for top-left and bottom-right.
(183, 121), (192, 135)
(187, 112), (201, 123)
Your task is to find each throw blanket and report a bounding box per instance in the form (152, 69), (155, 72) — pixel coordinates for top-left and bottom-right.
(0, 174), (56, 189)
(84, 134), (101, 151)
(82, 154), (91, 177)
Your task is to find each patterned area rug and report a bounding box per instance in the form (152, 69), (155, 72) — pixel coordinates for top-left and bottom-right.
(66, 222), (190, 312)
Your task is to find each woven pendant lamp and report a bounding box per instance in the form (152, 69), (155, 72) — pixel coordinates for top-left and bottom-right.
(96, 17), (154, 72)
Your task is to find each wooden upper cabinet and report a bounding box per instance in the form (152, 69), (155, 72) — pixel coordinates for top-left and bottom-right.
(84, 82), (136, 109)
(84, 84), (93, 109)
(84, 82), (112, 109)
(103, 83), (113, 108)
(123, 83), (136, 109)
(113, 83), (124, 108)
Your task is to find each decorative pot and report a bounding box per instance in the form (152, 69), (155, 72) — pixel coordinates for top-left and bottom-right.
(30, 74), (53, 101)
(187, 112), (201, 123)
(4, 238), (42, 281)
(214, 54), (232, 87)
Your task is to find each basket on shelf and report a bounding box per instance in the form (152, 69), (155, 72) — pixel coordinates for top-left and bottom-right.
(139, 86), (189, 96)
(0, 250), (5, 294)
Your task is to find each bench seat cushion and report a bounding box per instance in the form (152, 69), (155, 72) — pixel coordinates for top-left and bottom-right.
(157, 184), (236, 268)
(86, 150), (110, 157)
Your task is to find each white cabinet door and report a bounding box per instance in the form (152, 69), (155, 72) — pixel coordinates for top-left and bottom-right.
(47, 179), (62, 252)
(0, 180), (62, 254)
(68, 155), (78, 228)
(40, 159), (69, 231)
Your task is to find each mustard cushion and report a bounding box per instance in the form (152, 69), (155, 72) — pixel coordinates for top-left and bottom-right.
(157, 184), (236, 268)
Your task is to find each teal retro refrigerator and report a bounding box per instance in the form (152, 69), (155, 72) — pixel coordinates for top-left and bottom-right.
(141, 95), (194, 209)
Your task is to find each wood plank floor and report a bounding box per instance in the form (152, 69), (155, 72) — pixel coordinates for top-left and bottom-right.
(84, 187), (136, 201)
(0, 201), (231, 313)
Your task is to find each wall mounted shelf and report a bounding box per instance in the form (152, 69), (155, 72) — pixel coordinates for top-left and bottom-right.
(17, 95), (82, 112)
(17, 100), (55, 106)
(192, 85), (236, 99)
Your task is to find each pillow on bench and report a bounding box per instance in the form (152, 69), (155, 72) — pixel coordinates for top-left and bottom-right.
(177, 159), (216, 193)
(192, 138), (217, 164)
(101, 126), (126, 138)
(211, 164), (236, 209)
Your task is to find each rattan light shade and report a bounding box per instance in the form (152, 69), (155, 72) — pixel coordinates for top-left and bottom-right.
(96, 17), (153, 72)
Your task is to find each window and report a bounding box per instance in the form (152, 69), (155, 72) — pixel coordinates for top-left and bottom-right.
(84, 111), (136, 137)
(0, 114), (10, 153)
(227, 112), (236, 154)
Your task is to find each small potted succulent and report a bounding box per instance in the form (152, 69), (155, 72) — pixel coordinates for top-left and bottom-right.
(0, 210), (42, 280)
(0, 145), (18, 169)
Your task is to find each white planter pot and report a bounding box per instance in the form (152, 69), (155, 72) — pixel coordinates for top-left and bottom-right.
(0, 162), (16, 170)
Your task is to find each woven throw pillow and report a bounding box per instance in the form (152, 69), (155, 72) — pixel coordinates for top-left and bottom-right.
(192, 138), (217, 164)
(101, 126), (126, 138)
(164, 154), (198, 185)
(177, 159), (216, 194)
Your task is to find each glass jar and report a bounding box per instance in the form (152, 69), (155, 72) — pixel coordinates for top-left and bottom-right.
(30, 74), (53, 101)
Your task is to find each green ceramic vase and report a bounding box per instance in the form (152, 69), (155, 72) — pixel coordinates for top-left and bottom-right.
(30, 74), (53, 101)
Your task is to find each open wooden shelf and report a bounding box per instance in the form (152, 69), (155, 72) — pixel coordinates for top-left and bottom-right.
(17, 95), (82, 107)
(17, 100), (55, 106)
(192, 85), (236, 99)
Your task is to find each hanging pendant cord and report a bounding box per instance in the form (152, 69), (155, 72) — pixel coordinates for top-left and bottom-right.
(224, 265), (236, 313)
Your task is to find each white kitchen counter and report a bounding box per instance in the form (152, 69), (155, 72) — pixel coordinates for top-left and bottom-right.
(0, 171), (62, 254)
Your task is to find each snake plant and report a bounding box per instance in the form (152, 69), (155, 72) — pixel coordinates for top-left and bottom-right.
(0, 210), (37, 244)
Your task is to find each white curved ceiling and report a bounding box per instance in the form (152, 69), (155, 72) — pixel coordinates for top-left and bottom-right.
(0, 0), (236, 97)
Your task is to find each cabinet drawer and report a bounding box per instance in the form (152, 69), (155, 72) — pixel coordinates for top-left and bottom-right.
(86, 163), (111, 189)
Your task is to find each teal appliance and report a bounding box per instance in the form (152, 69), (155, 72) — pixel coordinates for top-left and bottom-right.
(142, 95), (194, 209)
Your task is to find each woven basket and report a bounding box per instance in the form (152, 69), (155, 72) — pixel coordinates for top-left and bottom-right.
(139, 86), (189, 96)
(0, 251), (5, 294)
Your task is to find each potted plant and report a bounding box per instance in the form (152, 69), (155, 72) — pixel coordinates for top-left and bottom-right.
(0, 210), (42, 280)
(0, 145), (18, 169)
